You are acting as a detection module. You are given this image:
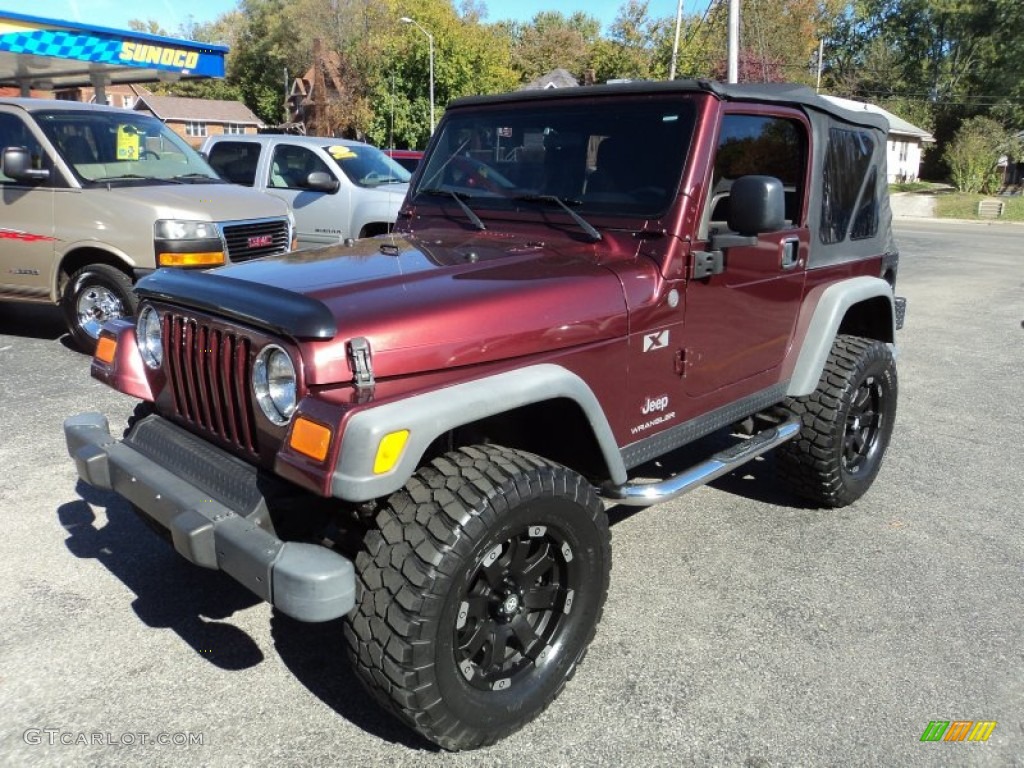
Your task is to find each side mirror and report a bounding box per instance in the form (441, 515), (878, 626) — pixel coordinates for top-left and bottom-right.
(305, 171), (339, 193)
(727, 175), (785, 235)
(2, 146), (49, 182)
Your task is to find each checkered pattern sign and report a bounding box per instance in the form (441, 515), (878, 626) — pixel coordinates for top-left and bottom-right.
(0, 30), (122, 64)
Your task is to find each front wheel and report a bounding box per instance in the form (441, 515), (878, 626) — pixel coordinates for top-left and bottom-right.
(344, 445), (610, 750)
(61, 264), (137, 352)
(777, 334), (897, 507)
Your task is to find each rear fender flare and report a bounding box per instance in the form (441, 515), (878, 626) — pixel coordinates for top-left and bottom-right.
(787, 276), (895, 397)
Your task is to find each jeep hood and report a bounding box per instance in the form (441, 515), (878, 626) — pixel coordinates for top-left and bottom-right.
(217, 230), (629, 383)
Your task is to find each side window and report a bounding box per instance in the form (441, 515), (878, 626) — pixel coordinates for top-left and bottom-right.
(709, 114), (807, 228)
(268, 144), (332, 189)
(0, 113), (49, 183)
(821, 127), (876, 244)
(207, 141), (260, 186)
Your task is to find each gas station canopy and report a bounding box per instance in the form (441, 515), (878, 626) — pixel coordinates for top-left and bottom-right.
(0, 11), (226, 96)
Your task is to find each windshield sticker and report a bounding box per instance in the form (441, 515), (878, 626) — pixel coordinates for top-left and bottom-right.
(328, 146), (357, 160)
(116, 125), (140, 160)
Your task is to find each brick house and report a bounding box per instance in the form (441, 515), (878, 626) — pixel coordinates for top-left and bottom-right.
(129, 85), (263, 148)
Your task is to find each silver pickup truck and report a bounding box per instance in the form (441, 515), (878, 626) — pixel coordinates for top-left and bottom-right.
(0, 98), (293, 351)
(202, 134), (410, 249)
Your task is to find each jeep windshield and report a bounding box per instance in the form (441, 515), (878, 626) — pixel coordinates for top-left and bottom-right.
(413, 97), (696, 219)
(34, 110), (223, 187)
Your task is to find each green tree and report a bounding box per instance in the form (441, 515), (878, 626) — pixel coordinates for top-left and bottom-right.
(506, 12), (602, 84)
(590, 1), (668, 82)
(944, 115), (1019, 192)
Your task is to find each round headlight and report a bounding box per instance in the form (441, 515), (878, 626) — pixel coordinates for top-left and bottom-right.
(137, 305), (163, 369)
(253, 345), (297, 425)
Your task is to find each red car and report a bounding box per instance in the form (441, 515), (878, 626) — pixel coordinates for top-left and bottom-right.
(382, 149), (423, 173)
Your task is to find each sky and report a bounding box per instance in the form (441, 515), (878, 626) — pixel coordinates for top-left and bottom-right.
(1, 0), (705, 37)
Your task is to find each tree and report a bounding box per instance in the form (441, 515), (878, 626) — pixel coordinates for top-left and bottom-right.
(506, 11), (602, 83)
(590, 1), (667, 82)
(944, 116), (1020, 193)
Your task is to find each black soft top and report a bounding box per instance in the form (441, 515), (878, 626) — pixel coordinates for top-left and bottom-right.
(448, 80), (889, 132)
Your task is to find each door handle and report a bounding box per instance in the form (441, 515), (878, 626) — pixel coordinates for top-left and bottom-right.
(780, 238), (800, 269)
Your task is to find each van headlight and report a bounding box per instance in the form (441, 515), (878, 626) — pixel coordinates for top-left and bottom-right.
(136, 305), (163, 369)
(253, 345), (297, 425)
(154, 219), (225, 267)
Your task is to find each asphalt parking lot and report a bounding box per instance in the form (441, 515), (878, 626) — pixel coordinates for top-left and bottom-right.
(1, 220), (1021, 766)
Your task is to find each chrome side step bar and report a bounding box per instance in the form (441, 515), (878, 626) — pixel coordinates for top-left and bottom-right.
(601, 418), (801, 507)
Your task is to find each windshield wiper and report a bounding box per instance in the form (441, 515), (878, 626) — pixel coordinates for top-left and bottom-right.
(90, 174), (184, 184)
(513, 194), (602, 242)
(420, 187), (486, 231)
(171, 173), (226, 184)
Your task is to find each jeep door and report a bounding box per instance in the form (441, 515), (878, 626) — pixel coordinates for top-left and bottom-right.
(0, 109), (59, 300)
(265, 142), (352, 249)
(683, 108), (810, 400)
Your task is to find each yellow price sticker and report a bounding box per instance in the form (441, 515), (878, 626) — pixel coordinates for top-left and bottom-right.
(116, 125), (140, 160)
(328, 145), (357, 160)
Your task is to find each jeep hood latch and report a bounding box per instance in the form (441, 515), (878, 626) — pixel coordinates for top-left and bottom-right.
(348, 337), (375, 389)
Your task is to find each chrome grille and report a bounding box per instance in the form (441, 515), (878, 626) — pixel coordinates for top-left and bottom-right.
(221, 218), (290, 263)
(163, 313), (258, 455)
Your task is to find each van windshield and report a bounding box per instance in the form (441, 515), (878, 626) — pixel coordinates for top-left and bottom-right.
(413, 97), (697, 219)
(34, 110), (222, 185)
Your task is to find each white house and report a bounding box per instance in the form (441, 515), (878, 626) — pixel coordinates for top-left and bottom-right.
(823, 95), (935, 183)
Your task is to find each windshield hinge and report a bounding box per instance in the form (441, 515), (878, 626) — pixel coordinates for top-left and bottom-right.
(691, 250), (724, 279)
(348, 337), (375, 389)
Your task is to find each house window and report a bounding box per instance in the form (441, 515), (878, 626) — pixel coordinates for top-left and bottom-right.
(122, 96), (134, 110)
(186, 121), (208, 138)
(223, 123), (246, 135)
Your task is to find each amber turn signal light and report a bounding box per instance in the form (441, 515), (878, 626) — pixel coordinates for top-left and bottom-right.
(289, 417), (332, 462)
(157, 251), (225, 267)
(94, 334), (117, 364)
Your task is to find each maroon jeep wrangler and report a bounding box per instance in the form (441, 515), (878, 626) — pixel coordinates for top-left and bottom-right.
(65, 81), (905, 750)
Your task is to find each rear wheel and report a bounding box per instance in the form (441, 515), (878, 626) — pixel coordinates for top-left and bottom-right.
(344, 444), (610, 750)
(62, 264), (137, 352)
(777, 334), (897, 507)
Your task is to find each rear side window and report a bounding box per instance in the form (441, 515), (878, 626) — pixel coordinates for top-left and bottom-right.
(821, 128), (877, 243)
(207, 141), (260, 186)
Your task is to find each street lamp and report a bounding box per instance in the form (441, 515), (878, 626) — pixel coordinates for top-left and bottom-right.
(399, 16), (435, 135)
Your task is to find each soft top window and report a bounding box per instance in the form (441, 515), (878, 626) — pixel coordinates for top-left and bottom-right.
(820, 127), (877, 244)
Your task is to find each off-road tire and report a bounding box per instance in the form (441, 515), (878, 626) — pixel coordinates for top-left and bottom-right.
(62, 264), (137, 353)
(344, 444), (610, 751)
(777, 334), (897, 507)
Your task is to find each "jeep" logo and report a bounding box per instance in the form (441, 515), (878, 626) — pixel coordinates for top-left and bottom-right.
(641, 395), (669, 414)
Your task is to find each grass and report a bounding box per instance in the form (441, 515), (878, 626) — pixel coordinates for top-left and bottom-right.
(889, 181), (940, 193)
(934, 192), (1024, 222)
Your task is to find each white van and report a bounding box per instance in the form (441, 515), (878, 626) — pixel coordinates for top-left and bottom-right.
(0, 98), (293, 350)
(202, 134), (410, 249)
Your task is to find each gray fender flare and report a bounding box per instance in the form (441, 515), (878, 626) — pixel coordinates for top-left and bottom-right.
(787, 276), (895, 397)
(331, 363), (627, 502)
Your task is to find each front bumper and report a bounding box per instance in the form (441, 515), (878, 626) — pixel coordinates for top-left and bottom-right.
(63, 412), (354, 622)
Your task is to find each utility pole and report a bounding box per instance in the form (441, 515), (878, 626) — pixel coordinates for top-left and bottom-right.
(669, 0), (684, 81)
(727, 0), (739, 83)
(815, 38), (824, 93)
